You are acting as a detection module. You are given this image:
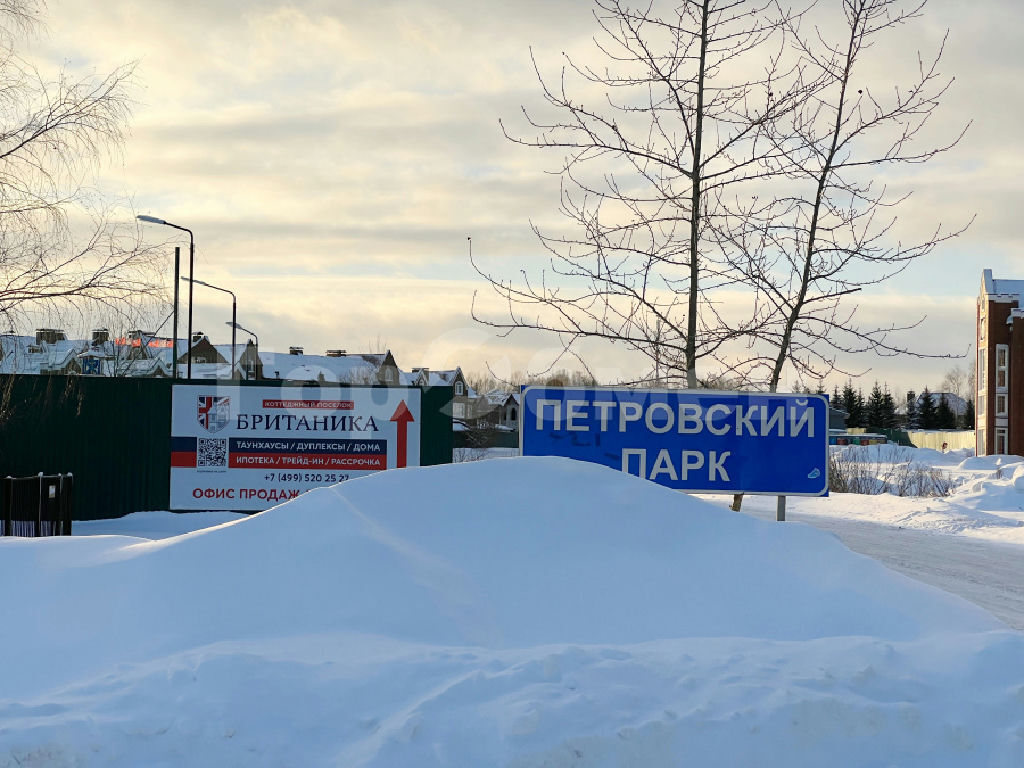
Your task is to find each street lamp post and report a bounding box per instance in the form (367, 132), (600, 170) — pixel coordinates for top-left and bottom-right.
(184, 277), (237, 377)
(137, 215), (194, 379)
(227, 321), (258, 379)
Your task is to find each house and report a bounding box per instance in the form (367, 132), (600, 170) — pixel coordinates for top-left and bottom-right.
(258, 347), (401, 386)
(0, 330), (84, 375)
(473, 390), (521, 431)
(403, 367), (476, 421)
(233, 340), (263, 380)
(918, 391), (967, 416)
(895, 391), (968, 424)
(976, 269), (1024, 455)
(177, 333), (227, 368)
(0, 328), (484, 428)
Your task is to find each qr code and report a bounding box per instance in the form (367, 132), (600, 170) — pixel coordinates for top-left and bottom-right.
(198, 438), (228, 467)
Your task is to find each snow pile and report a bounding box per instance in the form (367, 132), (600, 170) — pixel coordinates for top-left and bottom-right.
(834, 443), (970, 468)
(3, 458), (1023, 766)
(73, 510), (246, 539)
(816, 446), (1024, 539)
(956, 454), (1024, 472)
(953, 460), (1024, 515)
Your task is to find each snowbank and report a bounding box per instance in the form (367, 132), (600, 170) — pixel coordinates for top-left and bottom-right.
(2, 458), (1022, 766)
(73, 510), (247, 539)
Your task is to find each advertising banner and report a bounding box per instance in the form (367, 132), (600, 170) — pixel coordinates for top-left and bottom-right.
(521, 387), (829, 496)
(171, 385), (421, 510)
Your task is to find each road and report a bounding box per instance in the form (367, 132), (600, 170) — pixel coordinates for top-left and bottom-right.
(740, 504), (1024, 631)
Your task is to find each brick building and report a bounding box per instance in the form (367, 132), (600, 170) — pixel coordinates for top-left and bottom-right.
(976, 269), (1024, 455)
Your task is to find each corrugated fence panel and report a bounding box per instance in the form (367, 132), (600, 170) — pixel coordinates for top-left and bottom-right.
(0, 375), (173, 520)
(0, 376), (453, 520)
(421, 385), (454, 465)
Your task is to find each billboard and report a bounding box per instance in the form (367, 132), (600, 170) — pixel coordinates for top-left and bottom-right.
(521, 387), (829, 495)
(170, 385), (421, 510)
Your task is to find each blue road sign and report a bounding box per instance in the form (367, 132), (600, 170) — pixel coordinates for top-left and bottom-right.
(520, 387), (829, 496)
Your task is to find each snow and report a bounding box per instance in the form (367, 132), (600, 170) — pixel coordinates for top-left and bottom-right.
(73, 510), (246, 539)
(3, 456), (1024, 766)
(788, 446), (1024, 544)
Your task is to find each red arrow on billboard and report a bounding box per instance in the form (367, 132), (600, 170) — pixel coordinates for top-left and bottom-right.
(390, 400), (415, 468)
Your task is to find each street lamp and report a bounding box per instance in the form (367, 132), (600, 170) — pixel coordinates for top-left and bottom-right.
(183, 277), (237, 377)
(226, 321), (258, 380)
(137, 214), (194, 379)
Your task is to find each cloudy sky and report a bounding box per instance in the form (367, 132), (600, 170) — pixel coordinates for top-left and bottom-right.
(27, 0), (1024, 393)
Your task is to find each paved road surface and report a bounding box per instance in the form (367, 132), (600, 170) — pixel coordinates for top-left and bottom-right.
(740, 505), (1024, 630)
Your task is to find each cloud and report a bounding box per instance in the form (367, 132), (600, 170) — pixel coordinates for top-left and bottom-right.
(19, 0), (1016, 391)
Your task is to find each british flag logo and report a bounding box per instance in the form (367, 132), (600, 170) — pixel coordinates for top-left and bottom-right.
(197, 396), (231, 433)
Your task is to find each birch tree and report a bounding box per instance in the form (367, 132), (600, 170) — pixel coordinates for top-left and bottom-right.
(473, 0), (814, 387)
(729, 0), (967, 390)
(0, 0), (162, 331)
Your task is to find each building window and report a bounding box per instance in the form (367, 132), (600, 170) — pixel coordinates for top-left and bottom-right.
(452, 402), (465, 419)
(995, 427), (1008, 454)
(997, 393), (1008, 417)
(510, 406), (517, 423)
(384, 368), (395, 383)
(455, 381), (464, 396)
(996, 344), (1009, 391)
(979, 348), (987, 391)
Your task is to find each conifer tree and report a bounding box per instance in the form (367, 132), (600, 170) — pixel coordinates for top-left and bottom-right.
(840, 382), (858, 427)
(905, 390), (918, 429)
(936, 395), (956, 429)
(848, 389), (866, 429)
(882, 389), (897, 429)
(919, 388), (937, 429)
(964, 398), (975, 430)
(866, 382), (885, 430)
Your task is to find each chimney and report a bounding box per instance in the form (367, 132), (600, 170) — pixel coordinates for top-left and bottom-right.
(91, 328), (109, 346)
(289, 346), (304, 356)
(192, 331), (204, 343)
(35, 328), (63, 345)
(325, 349), (346, 357)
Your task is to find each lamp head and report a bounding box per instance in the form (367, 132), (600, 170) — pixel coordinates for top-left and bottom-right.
(137, 214), (167, 225)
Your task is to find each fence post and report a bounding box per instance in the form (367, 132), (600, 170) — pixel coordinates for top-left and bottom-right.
(62, 473), (74, 536)
(2, 476), (10, 536)
(36, 471), (44, 537)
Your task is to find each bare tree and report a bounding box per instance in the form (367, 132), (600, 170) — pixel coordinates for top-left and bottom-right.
(940, 363), (967, 402)
(0, 1), (163, 332)
(726, 0), (967, 391)
(473, 0), (816, 387)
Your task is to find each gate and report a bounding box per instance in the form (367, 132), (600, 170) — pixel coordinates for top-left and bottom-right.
(2, 473), (74, 537)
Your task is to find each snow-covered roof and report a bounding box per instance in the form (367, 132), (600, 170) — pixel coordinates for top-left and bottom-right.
(259, 352), (378, 383)
(400, 366), (477, 395)
(0, 334), (84, 374)
(483, 389), (515, 406)
(983, 269), (1024, 301)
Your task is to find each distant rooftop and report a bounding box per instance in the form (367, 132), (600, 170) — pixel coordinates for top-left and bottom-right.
(983, 268), (1024, 300)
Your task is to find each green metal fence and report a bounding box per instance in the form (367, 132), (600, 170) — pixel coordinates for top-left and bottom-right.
(0, 375), (453, 520)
